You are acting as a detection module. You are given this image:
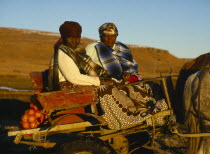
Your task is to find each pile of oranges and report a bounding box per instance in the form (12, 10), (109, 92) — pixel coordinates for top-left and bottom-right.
(20, 103), (49, 129)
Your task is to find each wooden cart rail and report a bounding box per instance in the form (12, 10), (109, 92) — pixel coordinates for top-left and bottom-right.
(8, 121), (95, 137)
(8, 109), (173, 137)
(171, 127), (210, 138)
(8, 122), (98, 148)
(7, 108), (173, 149)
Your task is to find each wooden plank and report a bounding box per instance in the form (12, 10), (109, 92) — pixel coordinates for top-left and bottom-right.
(172, 127), (210, 137)
(8, 122), (95, 136)
(36, 90), (97, 110)
(99, 124), (148, 141)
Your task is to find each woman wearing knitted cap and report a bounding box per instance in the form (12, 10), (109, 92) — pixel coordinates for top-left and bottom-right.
(48, 21), (115, 91)
(86, 22), (142, 82)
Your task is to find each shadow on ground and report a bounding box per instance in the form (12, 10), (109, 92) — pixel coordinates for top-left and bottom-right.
(0, 99), (53, 154)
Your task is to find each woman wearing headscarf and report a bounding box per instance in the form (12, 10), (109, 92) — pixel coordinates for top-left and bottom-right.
(86, 23), (141, 82)
(48, 21), (168, 130)
(48, 21), (114, 91)
(85, 23), (168, 130)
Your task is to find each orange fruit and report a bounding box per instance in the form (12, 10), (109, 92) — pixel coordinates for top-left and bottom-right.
(33, 105), (38, 111)
(28, 115), (36, 123)
(35, 111), (42, 118)
(28, 109), (35, 116)
(30, 122), (38, 128)
(22, 122), (30, 129)
(30, 103), (34, 109)
(21, 114), (28, 123)
(30, 103), (38, 111)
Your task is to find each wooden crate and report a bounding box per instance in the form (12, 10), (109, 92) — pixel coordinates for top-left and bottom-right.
(33, 89), (97, 111)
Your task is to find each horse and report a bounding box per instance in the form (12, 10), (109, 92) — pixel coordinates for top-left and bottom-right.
(174, 52), (210, 154)
(183, 66), (210, 154)
(174, 52), (210, 124)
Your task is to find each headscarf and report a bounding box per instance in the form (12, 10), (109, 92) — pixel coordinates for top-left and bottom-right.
(98, 23), (118, 36)
(55, 21), (82, 50)
(59, 21), (82, 38)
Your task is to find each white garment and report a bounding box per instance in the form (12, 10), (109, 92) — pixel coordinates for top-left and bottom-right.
(49, 49), (100, 86)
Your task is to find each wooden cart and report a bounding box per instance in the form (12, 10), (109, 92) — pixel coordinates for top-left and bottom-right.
(6, 71), (176, 154)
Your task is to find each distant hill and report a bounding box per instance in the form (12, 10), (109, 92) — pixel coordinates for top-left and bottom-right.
(0, 27), (190, 89)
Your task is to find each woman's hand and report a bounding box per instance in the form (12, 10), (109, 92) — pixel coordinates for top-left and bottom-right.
(122, 72), (131, 81)
(100, 78), (122, 86)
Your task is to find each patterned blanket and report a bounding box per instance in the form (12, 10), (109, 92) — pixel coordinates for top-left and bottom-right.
(98, 82), (168, 130)
(95, 42), (138, 80)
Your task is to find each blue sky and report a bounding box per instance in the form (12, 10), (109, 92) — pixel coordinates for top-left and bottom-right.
(0, 0), (209, 58)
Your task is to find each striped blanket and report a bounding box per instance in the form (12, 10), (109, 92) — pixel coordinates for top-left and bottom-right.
(95, 42), (138, 80)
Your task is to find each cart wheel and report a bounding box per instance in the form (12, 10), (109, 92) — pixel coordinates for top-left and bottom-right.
(56, 137), (116, 154)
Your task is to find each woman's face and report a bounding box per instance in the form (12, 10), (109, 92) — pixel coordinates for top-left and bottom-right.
(101, 34), (117, 48)
(66, 37), (81, 49)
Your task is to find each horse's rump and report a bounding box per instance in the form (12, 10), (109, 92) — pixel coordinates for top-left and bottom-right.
(184, 67), (210, 154)
(175, 52), (210, 124)
(199, 68), (210, 125)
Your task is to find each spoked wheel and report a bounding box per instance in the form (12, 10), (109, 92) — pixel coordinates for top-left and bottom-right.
(56, 137), (116, 154)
